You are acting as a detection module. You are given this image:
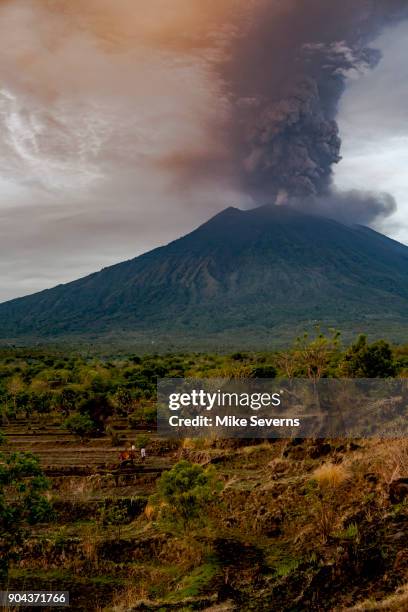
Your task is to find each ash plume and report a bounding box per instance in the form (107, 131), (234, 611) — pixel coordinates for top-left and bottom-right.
(221, 0), (408, 220)
(290, 190), (397, 226)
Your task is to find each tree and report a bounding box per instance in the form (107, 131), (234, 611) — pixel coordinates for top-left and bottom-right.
(0, 449), (53, 582)
(7, 375), (25, 414)
(112, 387), (133, 415)
(340, 335), (396, 378)
(98, 502), (128, 540)
(251, 364), (277, 378)
(63, 413), (95, 441)
(277, 328), (341, 382)
(152, 460), (222, 530)
(59, 387), (80, 416)
(79, 394), (113, 433)
(28, 391), (53, 415)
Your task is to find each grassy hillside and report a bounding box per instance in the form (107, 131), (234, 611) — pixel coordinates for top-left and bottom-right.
(2, 425), (407, 610)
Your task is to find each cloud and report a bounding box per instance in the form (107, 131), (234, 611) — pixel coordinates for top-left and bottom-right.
(0, 0), (247, 300)
(290, 189), (397, 226)
(335, 19), (408, 241)
(0, 1), (407, 301)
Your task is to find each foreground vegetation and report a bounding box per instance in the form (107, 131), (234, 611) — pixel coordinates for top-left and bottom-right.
(0, 332), (407, 610)
(0, 332), (406, 435)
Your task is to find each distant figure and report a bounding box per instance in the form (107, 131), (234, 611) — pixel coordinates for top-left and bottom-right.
(119, 445), (136, 467)
(141, 447), (146, 463)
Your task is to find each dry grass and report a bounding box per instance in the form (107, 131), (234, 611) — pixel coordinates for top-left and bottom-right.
(312, 462), (349, 489)
(56, 477), (92, 501)
(81, 525), (99, 567)
(110, 562), (179, 609)
(157, 536), (206, 568)
(375, 439), (408, 484)
(144, 502), (156, 521)
(182, 437), (215, 450)
(311, 462), (350, 543)
(110, 584), (147, 611)
(315, 500), (337, 544)
(345, 582), (408, 611)
(239, 442), (273, 455)
(56, 474), (113, 502)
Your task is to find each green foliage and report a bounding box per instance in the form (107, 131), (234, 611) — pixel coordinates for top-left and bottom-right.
(334, 522), (359, 541)
(98, 503), (128, 526)
(152, 460), (223, 530)
(277, 327), (341, 380)
(0, 451), (53, 581)
(174, 559), (219, 599)
(274, 555), (302, 577)
(251, 364), (277, 378)
(28, 391), (53, 414)
(59, 387), (80, 414)
(98, 501), (129, 539)
(141, 404), (156, 425)
(134, 434), (149, 450)
(340, 335), (396, 377)
(0, 334), (403, 435)
(129, 403), (156, 429)
(63, 412), (95, 440)
(78, 393), (113, 432)
(112, 387), (133, 415)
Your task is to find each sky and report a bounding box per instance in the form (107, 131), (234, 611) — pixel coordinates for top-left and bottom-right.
(334, 20), (408, 245)
(0, 1), (407, 302)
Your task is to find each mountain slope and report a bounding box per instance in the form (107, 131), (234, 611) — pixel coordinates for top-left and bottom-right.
(1, 205), (408, 346)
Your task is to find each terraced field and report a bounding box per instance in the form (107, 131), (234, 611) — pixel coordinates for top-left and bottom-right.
(2, 420), (408, 611)
(2, 419), (179, 610)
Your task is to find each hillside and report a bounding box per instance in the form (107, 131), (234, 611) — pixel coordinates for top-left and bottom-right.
(1, 346), (407, 610)
(1, 205), (408, 347)
(3, 423), (408, 611)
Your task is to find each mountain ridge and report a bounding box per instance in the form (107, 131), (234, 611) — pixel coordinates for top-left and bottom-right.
(1, 205), (408, 348)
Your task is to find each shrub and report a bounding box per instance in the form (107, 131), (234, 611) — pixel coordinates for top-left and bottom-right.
(0, 452), (53, 579)
(151, 460), (223, 530)
(98, 502), (129, 539)
(312, 463), (349, 489)
(63, 413), (95, 440)
(135, 434), (149, 450)
(251, 365), (277, 378)
(340, 335), (396, 377)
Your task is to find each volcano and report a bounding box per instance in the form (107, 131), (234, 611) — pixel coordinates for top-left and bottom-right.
(1, 205), (408, 348)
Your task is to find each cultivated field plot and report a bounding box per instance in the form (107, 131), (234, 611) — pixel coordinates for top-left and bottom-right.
(2, 423), (408, 611)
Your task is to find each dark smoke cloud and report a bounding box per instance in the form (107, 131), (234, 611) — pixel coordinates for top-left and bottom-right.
(220, 0), (408, 221)
(289, 190), (397, 226)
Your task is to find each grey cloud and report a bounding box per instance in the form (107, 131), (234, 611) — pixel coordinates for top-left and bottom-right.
(218, 0), (408, 220)
(289, 190), (397, 226)
(0, 1), (408, 302)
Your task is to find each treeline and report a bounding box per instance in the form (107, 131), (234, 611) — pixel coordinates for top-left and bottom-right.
(0, 332), (407, 435)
